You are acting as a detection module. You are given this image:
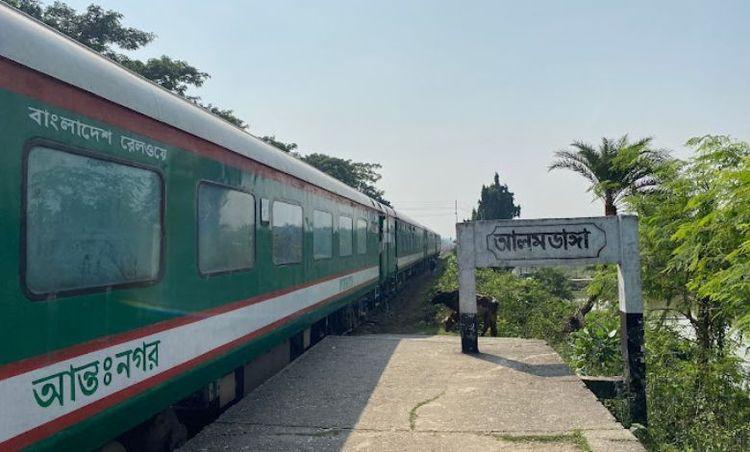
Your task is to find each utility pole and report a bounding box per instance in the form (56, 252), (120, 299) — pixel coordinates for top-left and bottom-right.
(455, 200), (458, 224)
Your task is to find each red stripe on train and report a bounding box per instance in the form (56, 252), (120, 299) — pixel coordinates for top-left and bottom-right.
(0, 57), (372, 210)
(0, 278), (376, 450)
(0, 265), (375, 381)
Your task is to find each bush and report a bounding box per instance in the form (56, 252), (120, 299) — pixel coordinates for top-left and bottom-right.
(569, 310), (623, 376)
(645, 323), (750, 451)
(530, 267), (574, 300)
(432, 255), (750, 451)
(431, 254), (459, 294)
(434, 255), (576, 346)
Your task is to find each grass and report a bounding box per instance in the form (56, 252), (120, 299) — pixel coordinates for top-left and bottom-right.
(495, 430), (592, 451)
(353, 260), (455, 336)
(408, 391), (445, 430)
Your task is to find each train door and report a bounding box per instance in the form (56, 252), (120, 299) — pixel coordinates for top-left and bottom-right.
(378, 215), (387, 284)
(388, 217), (398, 276)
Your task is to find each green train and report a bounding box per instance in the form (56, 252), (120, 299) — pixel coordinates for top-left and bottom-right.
(0, 6), (440, 451)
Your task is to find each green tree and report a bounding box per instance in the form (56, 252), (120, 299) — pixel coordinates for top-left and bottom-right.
(628, 136), (750, 353)
(549, 136), (665, 336)
(8, 0), (154, 56)
(549, 135), (666, 215)
(585, 137), (750, 447)
(202, 104), (247, 130)
(302, 153), (389, 205)
(12, 1), (386, 203)
(116, 55), (208, 97)
(529, 268), (573, 300)
(260, 136), (389, 205)
(644, 323), (750, 450)
(471, 172), (521, 220)
(261, 136), (299, 155)
(8, 0), (247, 129)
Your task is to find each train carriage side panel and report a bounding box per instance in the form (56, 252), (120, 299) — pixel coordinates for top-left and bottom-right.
(0, 62), (383, 451)
(0, 6), (439, 450)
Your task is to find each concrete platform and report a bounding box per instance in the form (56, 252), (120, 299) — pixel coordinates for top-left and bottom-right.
(181, 335), (644, 451)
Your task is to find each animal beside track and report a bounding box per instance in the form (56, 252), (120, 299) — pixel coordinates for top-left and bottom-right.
(430, 291), (499, 337)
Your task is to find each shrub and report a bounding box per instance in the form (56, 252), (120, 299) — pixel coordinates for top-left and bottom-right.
(645, 323), (750, 451)
(431, 254), (750, 451)
(433, 255), (576, 346)
(569, 310), (623, 376)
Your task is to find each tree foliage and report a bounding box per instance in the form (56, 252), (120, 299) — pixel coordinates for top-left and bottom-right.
(116, 55), (208, 97)
(201, 104), (247, 130)
(617, 134), (750, 448)
(628, 135), (750, 348)
(561, 136), (750, 449)
(261, 136), (299, 154)
(569, 310), (622, 376)
(10, 1), (389, 202)
(435, 255), (576, 345)
(302, 153), (389, 205)
(529, 268), (573, 300)
(549, 135), (666, 215)
(437, 134), (750, 450)
(8, 0), (247, 129)
(644, 323), (749, 451)
(9, 0), (154, 56)
(470, 172), (520, 220)
(260, 136), (389, 205)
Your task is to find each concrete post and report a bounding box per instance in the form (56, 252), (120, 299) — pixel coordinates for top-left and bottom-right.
(455, 216), (646, 422)
(456, 223), (479, 353)
(616, 216), (647, 426)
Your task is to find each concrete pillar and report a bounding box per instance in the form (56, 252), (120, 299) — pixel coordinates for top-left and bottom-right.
(457, 223), (479, 354)
(455, 216), (647, 423)
(617, 215), (647, 426)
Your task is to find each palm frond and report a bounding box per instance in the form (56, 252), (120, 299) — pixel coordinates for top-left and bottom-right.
(550, 134), (674, 211)
(549, 158), (599, 184)
(549, 150), (599, 183)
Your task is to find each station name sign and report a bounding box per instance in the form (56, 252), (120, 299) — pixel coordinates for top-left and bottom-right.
(469, 216), (622, 268)
(456, 215), (646, 424)
(487, 223), (605, 260)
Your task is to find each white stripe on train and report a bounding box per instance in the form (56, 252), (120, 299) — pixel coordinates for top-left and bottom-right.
(0, 266), (379, 444)
(397, 252), (425, 268)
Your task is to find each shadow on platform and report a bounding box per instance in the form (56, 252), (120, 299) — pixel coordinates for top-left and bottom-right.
(471, 352), (573, 377)
(181, 335), (643, 451)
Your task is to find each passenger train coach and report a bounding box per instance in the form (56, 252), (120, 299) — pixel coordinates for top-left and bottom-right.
(0, 6), (439, 451)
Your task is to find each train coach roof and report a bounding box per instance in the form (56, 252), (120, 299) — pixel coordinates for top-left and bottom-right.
(0, 5), (391, 212)
(392, 209), (439, 236)
(393, 211), (421, 228)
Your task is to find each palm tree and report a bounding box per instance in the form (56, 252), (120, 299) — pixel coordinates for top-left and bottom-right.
(549, 135), (666, 215)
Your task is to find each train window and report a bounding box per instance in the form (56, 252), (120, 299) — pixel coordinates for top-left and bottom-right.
(339, 215), (353, 256)
(356, 218), (367, 254)
(25, 145), (162, 296)
(198, 183), (255, 274)
(272, 201), (303, 264)
(260, 198), (270, 224)
(313, 210), (333, 260)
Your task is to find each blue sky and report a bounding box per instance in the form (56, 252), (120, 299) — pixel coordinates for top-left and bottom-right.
(65, 0), (750, 237)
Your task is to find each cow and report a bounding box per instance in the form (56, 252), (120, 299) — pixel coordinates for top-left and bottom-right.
(430, 290), (499, 336)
